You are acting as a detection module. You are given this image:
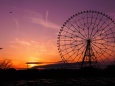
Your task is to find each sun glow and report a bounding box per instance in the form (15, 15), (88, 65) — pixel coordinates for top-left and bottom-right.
(29, 64), (36, 68)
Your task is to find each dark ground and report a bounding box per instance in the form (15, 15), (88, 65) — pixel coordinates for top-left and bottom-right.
(1, 78), (115, 86)
(0, 66), (115, 86)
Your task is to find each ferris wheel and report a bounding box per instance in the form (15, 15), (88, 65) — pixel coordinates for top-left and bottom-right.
(57, 11), (115, 68)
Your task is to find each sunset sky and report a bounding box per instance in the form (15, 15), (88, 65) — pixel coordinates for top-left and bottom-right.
(0, 0), (115, 68)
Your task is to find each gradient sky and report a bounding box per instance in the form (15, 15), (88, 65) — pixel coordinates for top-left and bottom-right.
(0, 0), (115, 68)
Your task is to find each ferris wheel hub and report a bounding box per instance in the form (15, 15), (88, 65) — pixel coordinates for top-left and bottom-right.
(86, 39), (91, 43)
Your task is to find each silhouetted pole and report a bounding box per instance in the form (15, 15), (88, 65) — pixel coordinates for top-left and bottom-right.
(0, 48), (3, 50)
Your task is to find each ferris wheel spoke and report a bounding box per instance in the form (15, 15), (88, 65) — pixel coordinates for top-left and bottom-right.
(90, 12), (93, 25)
(100, 27), (115, 35)
(93, 40), (114, 45)
(98, 49), (114, 64)
(78, 14), (90, 37)
(67, 53), (82, 61)
(88, 26), (92, 39)
(77, 44), (86, 52)
(93, 29), (115, 40)
(65, 43), (86, 61)
(60, 40), (83, 42)
(92, 44), (106, 51)
(76, 47), (86, 63)
(91, 45), (105, 63)
(92, 43), (108, 52)
(65, 25), (77, 33)
(86, 12), (88, 25)
(60, 35), (85, 40)
(66, 49), (82, 61)
(101, 42), (114, 52)
(59, 43), (84, 52)
(68, 48), (78, 58)
(60, 42), (84, 47)
(92, 43), (114, 62)
(60, 29), (86, 40)
(80, 25), (88, 38)
(102, 21), (114, 30)
(92, 43), (107, 53)
(87, 12), (93, 27)
(90, 12), (99, 38)
(93, 32), (114, 41)
(87, 14), (90, 38)
(71, 24), (87, 38)
(81, 13), (89, 28)
(72, 43), (86, 58)
(70, 40), (83, 45)
(90, 14), (109, 38)
(92, 45), (108, 64)
(66, 50), (79, 62)
(63, 49), (76, 57)
(95, 14), (104, 26)
(92, 21), (114, 38)
(70, 35), (86, 40)
(72, 43), (85, 54)
(87, 13), (91, 39)
(64, 25), (82, 36)
(74, 19), (88, 38)
(59, 43), (76, 46)
(61, 30), (77, 38)
(92, 41), (115, 48)
(60, 39), (83, 44)
(75, 52), (84, 63)
(93, 39), (112, 44)
(93, 36), (115, 41)
(91, 22), (108, 38)
(93, 41), (114, 52)
(80, 13), (90, 37)
(90, 24), (98, 38)
(72, 17), (83, 30)
(91, 17), (104, 38)
(72, 44), (86, 62)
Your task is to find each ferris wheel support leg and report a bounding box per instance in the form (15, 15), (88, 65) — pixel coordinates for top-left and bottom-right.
(81, 58), (84, 68)
(81, 53), (86, 68)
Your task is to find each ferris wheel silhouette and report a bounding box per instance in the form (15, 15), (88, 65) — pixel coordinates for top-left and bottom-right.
(57, 11), (115, 68)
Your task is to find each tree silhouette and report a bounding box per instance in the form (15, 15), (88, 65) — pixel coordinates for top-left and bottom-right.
(0, 58), (12, 70)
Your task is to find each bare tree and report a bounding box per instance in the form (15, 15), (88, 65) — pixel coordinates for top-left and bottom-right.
(0, 58), (12, 70)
